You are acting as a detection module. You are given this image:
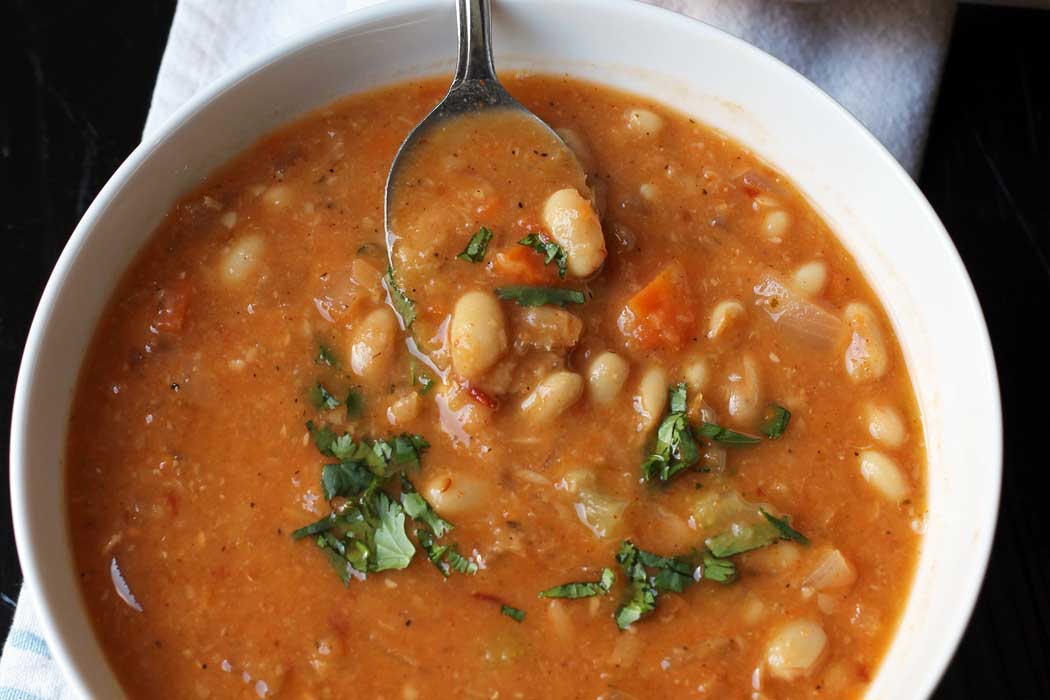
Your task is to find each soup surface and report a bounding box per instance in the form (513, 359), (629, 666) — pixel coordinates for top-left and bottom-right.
(67, 75), (926, 700)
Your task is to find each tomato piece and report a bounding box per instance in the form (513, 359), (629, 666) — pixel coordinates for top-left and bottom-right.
(491, 245), (558, 285)
(466, 384), (500, 410)
(152, 279), (192, 334)
(618, 261), (696, 351)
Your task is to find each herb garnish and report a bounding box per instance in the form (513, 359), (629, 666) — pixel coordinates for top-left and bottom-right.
(308, 382), (341, 411)
(759, 508), (810, 545)
(316, 344), (338, 367)
(518, 233), (568, 278)
(345, 388), (364, 419)
(641, 383), (701, 483)
(614, 541), (734, 630)
(385, 266), (416, 327)
(500, 605), (526, 622)
(695, 422), (762, 445)
(495, 285), (585, 308)
(539, 568), (615, 599)
(760, 403), (791, 439)
(456, 227), (494, 263)
(401, 478), (453, 538)
(417, 373), (435, 394)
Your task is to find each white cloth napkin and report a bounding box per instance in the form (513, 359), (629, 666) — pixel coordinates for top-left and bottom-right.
(1, 0), (954, 697)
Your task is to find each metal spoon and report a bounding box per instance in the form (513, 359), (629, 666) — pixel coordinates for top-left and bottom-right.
(383, 0), (587, 336)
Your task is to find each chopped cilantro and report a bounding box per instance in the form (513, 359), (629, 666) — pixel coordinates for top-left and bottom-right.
(539, 568), (615, 599)
(495, 285), (585, 308)
(456, 226), (494, 263)
(760, 508), (810, 545)
(345, 388), (364, 419)
(401, 479), (453, 538)
(500, 605), (526, 622)
(321, 461), (375, 500)
(445, 548), (478, 575)
(518, 233), (567, 278)
(373, 493), (415, 571)
(760, 403), (791, 439)
(417, 529), (452, 576)
(417, 372), (435, 394)
(701, 551), (737, 583)
(308, 382), (341, 410)
(316, 344), (338, 367)
(385, 266), (416, 327)
(290, 514), (336, 540)
(641, 383), (701, 483)
(614, 541), (658, 630)
(695, 422), (762, 445)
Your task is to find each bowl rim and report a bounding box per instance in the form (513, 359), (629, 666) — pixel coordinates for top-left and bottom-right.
(9, 1), (1002, 698)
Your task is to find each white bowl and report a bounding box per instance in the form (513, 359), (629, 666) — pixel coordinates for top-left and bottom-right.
(10, 1), (1001, 697)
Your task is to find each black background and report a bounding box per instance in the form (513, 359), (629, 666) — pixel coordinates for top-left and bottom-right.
(1, 2), (1047, 697)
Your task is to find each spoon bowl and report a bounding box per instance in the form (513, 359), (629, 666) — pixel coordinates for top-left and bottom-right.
(383, 0), (587, 344)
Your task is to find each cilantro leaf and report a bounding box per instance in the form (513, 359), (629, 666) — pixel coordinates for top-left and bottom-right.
(641, 383), (701, 483)
(456, 227), (494, 263)
(417, 372), (435, 394)
(372, 493), (415, 571)
(539, 568), (615, 599)
(760, 403), (791, 439)
(760, 508), (810, 545)
(416, 529), (451, 576)
(696, 422), (762, 445)
(614, 541), (658, 630)
(345, 388), (364, 419)
(316, 344), (338, 367)
(701, 551), (737, 583)
(306, 420), (338, 455)
(445, 548), (478, 575)
(518, 233), (567, 278)
(401, 479), (453, 538)
(308, 382), (341, 410)
(385, 266), (416, 327)
(290, 514), (337, 540)
(500, 605), (526, 622)
(321, 461), (375, 500)
(495, 285), (585, 308)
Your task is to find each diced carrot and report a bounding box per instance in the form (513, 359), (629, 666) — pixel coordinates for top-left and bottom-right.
(491, 245), (558, 285)
(152, 278), (192, 334)
(618, 260), (696, 351)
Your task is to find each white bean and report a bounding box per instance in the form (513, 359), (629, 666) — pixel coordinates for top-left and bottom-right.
(262, 184), (293, 208)
(792, 261), (828, 297)
(423, 472), (490, 517)
(726, 353), (762, 422)
(350, 307), (397, 380)
(765, 619), (828, 681)
(221, 234), (265, 284)
(844, 302), (890, 382)
(520, 371), (584, 423)
(706, 300), (745, 339)
(587, 352), (630, 405)
(743, 542), (801, 575)
(762, 210), (790, 240)
(542, 188), (607, 278)
(450, 290), (508, 381)
(864, 402), (907, 448)
(859, 450), (911, 502)
(624, 107), (664, 136)
(683, 356), (710, 394)
(634, 366), (667, 431)
(387, 392), (421, 426)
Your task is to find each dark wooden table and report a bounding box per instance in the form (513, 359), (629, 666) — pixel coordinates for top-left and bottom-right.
(1, 2), (1047, 697)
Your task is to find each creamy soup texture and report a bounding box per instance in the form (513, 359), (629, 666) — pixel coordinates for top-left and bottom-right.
(67, 75), (926, 699)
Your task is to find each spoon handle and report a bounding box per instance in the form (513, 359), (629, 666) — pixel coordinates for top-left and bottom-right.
(453, 0), (498, 84)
